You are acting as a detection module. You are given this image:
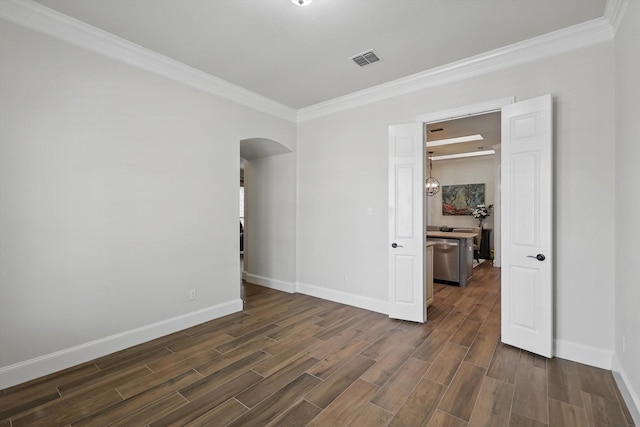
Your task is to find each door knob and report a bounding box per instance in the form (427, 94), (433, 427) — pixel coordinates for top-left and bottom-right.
(391, 243), (403, 248)
(527, 254), (546, 261)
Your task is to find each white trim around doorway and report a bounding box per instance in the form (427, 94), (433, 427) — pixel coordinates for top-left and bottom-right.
(415, 97), (515, 123)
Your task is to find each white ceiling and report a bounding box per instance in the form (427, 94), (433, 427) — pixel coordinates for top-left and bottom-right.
(427, 112), (501, 158)
(33, 0), (607, 109)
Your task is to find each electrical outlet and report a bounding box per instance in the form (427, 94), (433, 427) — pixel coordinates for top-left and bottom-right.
(189, 289), (197, 300)
(367, 207), (373, 216)
(343, 275), (348, 284)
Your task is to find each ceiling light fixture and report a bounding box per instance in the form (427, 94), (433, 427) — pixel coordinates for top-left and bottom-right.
(431, 150), (496, 161)
(291, 0), (312, 6)
(427, 134), (484, 147)
(426, 151), (440, 196)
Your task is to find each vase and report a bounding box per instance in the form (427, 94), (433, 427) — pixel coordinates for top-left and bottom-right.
(477, 219), (484, 228)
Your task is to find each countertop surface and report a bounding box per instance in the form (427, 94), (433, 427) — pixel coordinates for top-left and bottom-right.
(427, 231), (478, 239)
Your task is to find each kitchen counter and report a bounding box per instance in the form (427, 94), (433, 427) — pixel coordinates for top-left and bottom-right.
(427, 232), (475, 287)
(427, 231), (478, 239)
(426, 241), (435, 307)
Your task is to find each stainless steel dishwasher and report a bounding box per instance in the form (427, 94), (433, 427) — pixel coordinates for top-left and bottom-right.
(430, 238), (459, 284)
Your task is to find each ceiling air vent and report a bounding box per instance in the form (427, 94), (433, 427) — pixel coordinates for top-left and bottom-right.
(350, 49), (382, 67)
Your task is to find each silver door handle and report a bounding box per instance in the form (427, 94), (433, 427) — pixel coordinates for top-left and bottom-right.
(391, 243), (403, 248)
(527, 254), (546, 261)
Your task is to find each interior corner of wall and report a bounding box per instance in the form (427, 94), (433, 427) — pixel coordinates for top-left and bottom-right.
(612, 353), (640, 426)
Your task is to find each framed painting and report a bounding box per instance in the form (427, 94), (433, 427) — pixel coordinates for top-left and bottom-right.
(442, 183), (485, 215)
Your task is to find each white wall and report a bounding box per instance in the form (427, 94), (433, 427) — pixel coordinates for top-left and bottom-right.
(297, 42), (616, 365)
(296, 109), (390, 304)
(614, 1), (640, 418)
(0, 20), (295, 387)
(427, 156), (496, 233)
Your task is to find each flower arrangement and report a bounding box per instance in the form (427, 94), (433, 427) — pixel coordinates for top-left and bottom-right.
(472, 204), (493, 226)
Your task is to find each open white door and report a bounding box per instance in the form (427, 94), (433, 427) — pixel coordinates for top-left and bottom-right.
(501, 95), (553, 358)
(388, 123), (426, 323)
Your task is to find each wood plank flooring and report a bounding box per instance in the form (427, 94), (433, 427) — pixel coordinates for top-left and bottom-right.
(1, 262), (635, 426)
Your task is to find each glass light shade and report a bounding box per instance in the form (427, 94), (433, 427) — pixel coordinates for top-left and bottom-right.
(291, 0), (312, 5)
(426, 177), (440, 196)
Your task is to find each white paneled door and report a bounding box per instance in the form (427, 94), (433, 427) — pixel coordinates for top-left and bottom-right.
(388, 123), (426, 323)
(501, 95), (553, 358)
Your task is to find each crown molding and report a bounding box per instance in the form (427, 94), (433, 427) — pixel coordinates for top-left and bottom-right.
(604, 0), (628, 35)
(0, 0), (625, 125)
(0, 0), (298, 122)
(297, 16), (616, 122)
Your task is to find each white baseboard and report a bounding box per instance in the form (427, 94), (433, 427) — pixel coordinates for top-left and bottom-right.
(244, 273), (296, 294)
(554, 338), (613, 369)
(296, 282), (389, 315)
(612, 354), (640, 426)
(553, 339), (640, 425)
(0, 299), (243, 390)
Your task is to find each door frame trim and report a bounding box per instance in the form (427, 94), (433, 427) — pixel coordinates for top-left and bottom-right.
(415, 97), (514, 124)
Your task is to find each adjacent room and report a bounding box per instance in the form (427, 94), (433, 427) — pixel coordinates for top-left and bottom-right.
(425, 112), (500, 287)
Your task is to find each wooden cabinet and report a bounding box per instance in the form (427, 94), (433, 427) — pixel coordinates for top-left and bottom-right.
(426, 243), (434, 307)
(479, 228), (492, 259)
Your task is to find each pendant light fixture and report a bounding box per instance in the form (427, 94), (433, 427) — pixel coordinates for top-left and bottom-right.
(426, 151), (440, 196)
(291, 0), (312, 6)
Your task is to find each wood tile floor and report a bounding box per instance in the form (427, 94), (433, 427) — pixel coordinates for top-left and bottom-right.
(1, 262), (635, 426)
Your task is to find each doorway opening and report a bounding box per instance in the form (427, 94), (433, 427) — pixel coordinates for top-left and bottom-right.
(413, 98), (513, 323)
(239, 137), (294, 300)
(425, 110), (502, 274)
(414, 95), (554, 358)
(422, 112), (502, 359)
(239, 161), (245, 279)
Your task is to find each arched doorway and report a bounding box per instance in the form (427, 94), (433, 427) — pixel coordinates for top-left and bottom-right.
(239, 137), (296, 300)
